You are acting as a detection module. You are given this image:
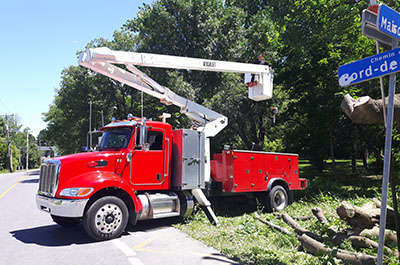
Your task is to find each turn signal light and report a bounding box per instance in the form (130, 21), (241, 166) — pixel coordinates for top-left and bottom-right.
(60, 187), (94, 197)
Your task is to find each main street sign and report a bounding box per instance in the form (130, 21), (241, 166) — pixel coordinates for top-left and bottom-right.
(338, 47), (400, 87)
(377, 4), (400, 41)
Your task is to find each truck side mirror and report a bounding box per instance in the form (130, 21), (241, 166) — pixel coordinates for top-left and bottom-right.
(136, 125), (148, 150)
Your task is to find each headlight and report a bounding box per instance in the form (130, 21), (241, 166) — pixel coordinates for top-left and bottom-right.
(60, 187), (94, 197)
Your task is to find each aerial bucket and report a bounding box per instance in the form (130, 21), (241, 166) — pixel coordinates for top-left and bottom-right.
(245, 72), (274, 101)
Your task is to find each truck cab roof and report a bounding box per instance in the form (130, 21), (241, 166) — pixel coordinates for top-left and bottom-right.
(101, 117), (173, 131)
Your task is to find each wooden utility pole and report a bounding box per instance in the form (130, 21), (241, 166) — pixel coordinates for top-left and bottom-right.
(26, 130), (29, 171)
(4, 115), (13, 173)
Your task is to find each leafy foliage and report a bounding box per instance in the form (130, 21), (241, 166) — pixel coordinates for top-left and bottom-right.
(0, 117), (39, 171)
(43, 0), (398, 173)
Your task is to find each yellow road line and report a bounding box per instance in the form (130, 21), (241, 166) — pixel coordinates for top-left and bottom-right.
(0, 175), (28, 199)
(132, 237), (155, 250)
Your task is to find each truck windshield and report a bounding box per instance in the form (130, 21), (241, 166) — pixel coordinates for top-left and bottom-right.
(99, 127), (133, 151)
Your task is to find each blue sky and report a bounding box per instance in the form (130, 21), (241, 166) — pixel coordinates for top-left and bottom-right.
(0, 0), (152, 136)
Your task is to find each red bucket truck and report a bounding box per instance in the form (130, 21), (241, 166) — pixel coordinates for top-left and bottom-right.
(36, 48), (306, 240)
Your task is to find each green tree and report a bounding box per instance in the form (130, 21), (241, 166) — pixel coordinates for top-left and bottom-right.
(125, 0), (283, 152)
(0, 116), (20, 171)
(262, 0), (397, 169)
(13, 129), (40, 169)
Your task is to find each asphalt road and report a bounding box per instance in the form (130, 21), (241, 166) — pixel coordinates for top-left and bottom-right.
(0, 170), (240, 265)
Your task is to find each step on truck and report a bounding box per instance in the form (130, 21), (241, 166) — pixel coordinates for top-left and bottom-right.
(36, 48), (307, 240)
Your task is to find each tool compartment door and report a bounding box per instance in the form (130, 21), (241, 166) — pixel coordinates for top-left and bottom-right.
(172, 129), (205, 190)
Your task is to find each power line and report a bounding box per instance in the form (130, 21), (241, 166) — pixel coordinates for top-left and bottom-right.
(0, 96), (10, 113)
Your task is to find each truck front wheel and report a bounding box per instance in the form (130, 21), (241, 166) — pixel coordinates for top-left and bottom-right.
(266, 185), (288, 212)
(83, 196), (129, 241)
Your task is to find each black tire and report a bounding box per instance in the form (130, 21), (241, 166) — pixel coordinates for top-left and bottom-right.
(265, 185), (288, 212)
(51, 215), (81, 227)
(83, 196), (129, 241)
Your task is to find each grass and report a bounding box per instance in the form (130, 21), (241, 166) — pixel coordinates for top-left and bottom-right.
(174, 160), (400, 265)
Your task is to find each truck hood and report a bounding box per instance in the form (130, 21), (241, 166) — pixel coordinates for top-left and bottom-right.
(54, 151), (125, 188)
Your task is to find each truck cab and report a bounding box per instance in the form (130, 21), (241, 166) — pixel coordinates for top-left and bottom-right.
(37, 117), (194, 240)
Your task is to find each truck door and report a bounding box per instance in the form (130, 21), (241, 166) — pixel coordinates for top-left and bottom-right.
(130, 128), (166, 189)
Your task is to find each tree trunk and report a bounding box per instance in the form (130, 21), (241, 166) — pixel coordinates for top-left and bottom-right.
(351, 153), (357, 175)
(341, 93), (400, 124)
(329, 128), (336, 173)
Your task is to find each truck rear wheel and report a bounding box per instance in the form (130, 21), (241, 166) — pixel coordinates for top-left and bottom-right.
(265, 185), (288, 212)
(51, 215), (81, 227)
(83, 196), (129, 241)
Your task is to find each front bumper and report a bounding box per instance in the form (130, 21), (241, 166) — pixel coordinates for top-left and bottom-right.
(36, 194), (89, 218)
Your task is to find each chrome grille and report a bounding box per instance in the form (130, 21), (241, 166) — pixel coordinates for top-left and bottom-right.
(38, 160), (60, 197)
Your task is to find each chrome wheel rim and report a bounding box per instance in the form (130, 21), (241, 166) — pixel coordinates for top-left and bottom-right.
(94, 203), (123, 234)
(274, 190), (286, 211)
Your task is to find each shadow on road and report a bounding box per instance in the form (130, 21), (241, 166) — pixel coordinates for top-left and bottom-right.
(20, 178), (39, 184)
(10, 224), (96, 246)
(202, 254), (241, 265)
(128, 217), (182, 233)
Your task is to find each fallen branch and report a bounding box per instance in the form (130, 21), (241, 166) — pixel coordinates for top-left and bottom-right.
(299, 234), (376, 265)
(295, 215), (314, 221)
(281, 213), (322, 241)
(254, 213), (292, 235)
(258, 211), (380, 264)
(312, 207), (337, 234)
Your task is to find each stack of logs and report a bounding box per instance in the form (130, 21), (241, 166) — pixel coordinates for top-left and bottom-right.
(256, 199), (399, 264)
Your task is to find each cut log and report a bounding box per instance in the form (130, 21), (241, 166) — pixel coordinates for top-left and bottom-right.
(341, 94), (400, 124)
(371, 198), (400, 231)
(373, 198), (382, 208)
(337, 201), (380, 229)
(337, 201), (356, 219)
(260, 211), (379, 264)
(299, 234), (376, 265)
(361, 226), (398, 246)
(349, 235), (398, 257)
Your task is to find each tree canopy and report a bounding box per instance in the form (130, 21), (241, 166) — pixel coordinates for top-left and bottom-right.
(0, 116), (39, 171)
(43, 0), (398, 170)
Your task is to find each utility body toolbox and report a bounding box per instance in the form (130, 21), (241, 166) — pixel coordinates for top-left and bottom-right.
(210, 150), (306, 193)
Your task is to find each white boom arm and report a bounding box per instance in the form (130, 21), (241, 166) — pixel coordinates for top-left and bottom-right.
(79, 47), (273, 184)
(79, 47), (272, 137)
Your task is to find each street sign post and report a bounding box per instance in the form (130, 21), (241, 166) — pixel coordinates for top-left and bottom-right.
(338, 3), (400, 264)
(338, 47), (400, 87)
